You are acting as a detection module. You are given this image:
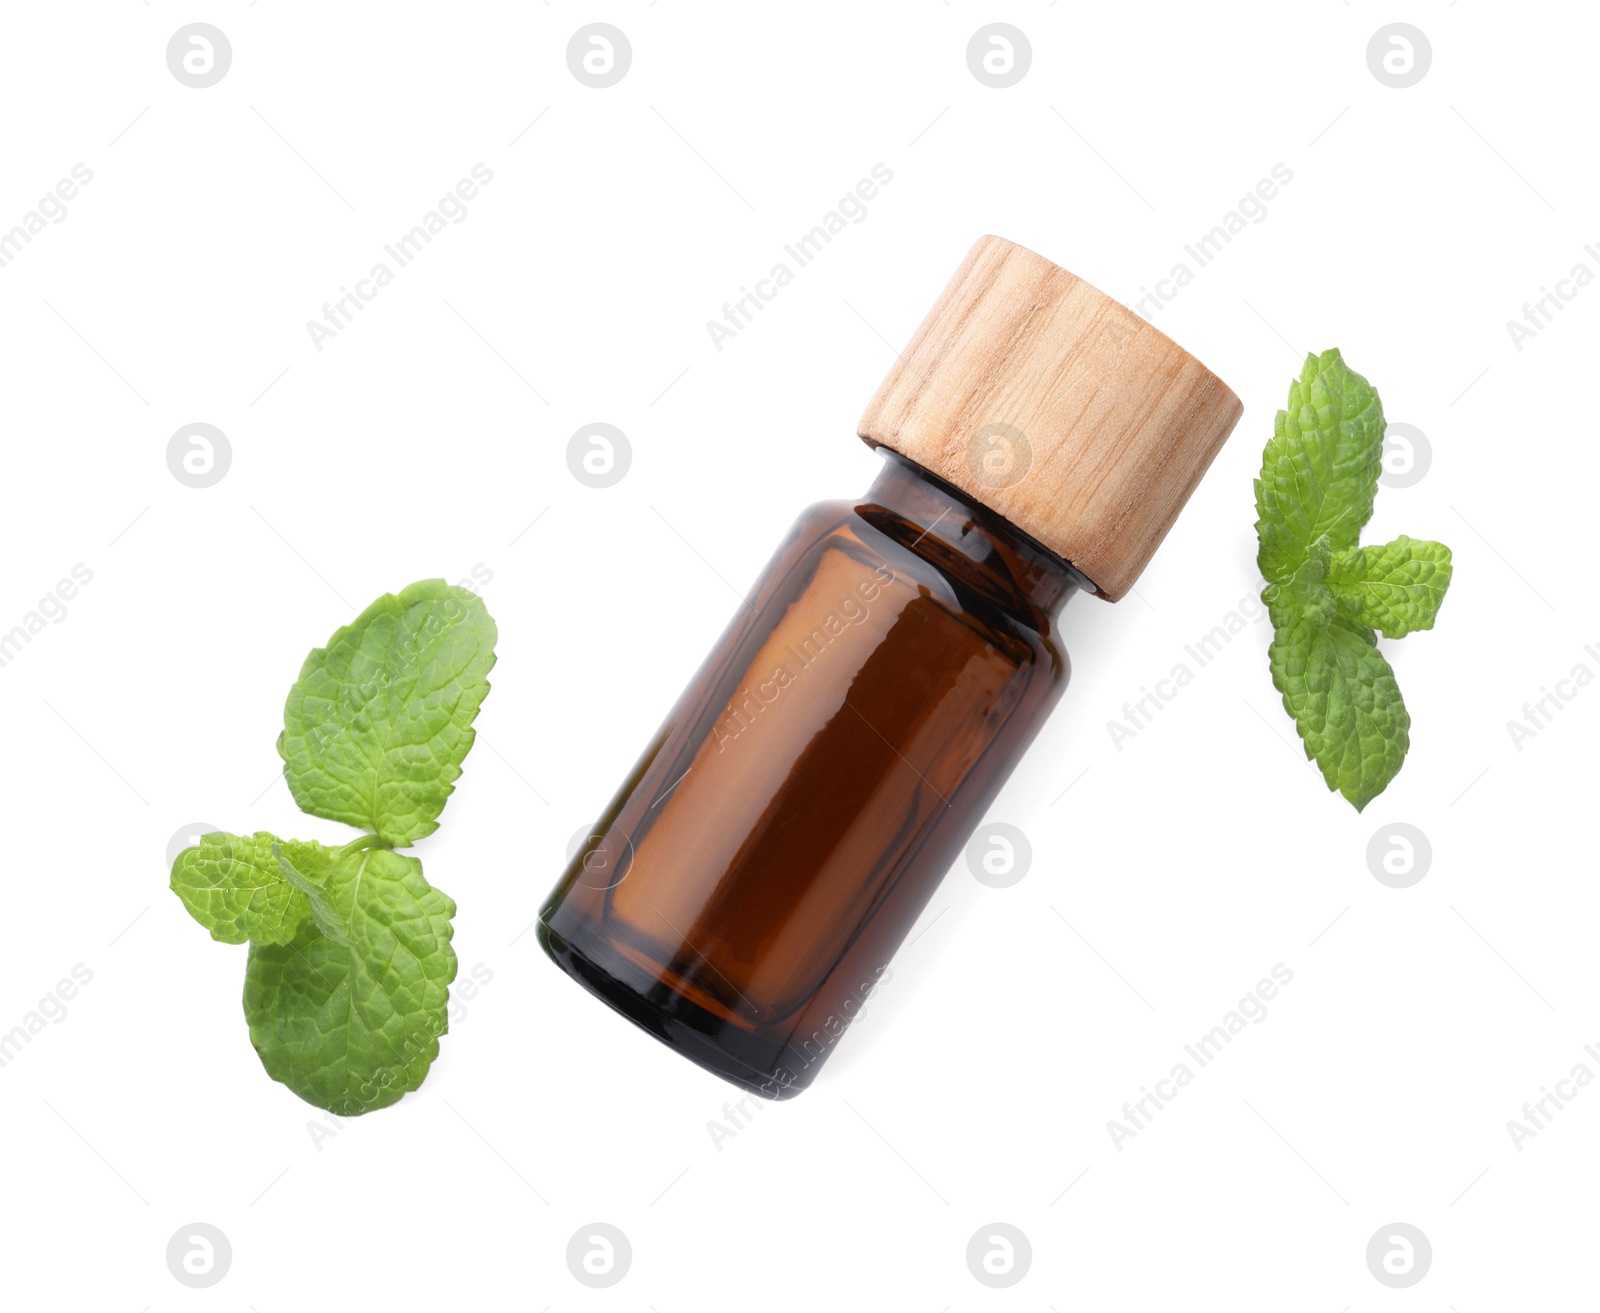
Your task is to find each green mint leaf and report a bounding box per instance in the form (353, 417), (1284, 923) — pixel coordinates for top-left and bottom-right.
(170, 831), (335, 945)
(1266, 595), (1410, 811)
(1328, 535), (1453, 638)
(1254, 348), (1384, 584)
(244, 847), (456, 1116)
(278, 580), (497, 846)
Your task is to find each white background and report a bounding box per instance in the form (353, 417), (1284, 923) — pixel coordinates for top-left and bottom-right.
(0, 2), (1594, 1307)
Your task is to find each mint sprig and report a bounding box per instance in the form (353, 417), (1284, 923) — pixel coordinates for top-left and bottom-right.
(1254, 350), (1452, 810)
(169, 580), (496, 1115)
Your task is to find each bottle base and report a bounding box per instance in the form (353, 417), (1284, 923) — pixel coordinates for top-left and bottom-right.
(537, 919), (813, 1101)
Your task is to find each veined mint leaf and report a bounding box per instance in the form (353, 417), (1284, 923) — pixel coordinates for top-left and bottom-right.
(278, 580), (497, 846)
(1266, 596), (1410, 811)
(170, 831), (335, 945)
(244, 847), (456, 1117)
(1254, 349), (1384, 584)
(1329, 535), (1453, 638)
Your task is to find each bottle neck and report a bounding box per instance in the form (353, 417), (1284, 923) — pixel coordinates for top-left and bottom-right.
(858, 448), (1087, 620)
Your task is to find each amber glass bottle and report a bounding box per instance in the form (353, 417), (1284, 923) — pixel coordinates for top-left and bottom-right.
(539, 236), (1242, 1097)
(541, 451), (1084, 1096)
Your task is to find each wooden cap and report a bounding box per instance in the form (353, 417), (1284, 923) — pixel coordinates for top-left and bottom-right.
(857, 236), (1243, 601)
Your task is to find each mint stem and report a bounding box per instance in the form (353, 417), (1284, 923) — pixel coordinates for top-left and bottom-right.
(336, 833), (391, 857)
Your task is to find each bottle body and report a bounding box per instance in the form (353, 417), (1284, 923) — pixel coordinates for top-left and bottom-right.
(538, 449), (1082, 1097)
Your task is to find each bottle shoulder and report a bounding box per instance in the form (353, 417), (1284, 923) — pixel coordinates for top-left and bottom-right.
(774, 498), (1069, 676)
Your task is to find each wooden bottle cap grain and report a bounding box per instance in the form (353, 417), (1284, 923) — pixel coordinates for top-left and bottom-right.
(857, 235), (1243, 601)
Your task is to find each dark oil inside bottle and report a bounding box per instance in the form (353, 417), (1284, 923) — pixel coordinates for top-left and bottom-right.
(538, 449), (1084, 1098)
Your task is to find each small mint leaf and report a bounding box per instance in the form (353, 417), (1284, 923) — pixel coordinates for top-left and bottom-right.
(170, 831), (334, 945)
(1329, 535), (1453, 638)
